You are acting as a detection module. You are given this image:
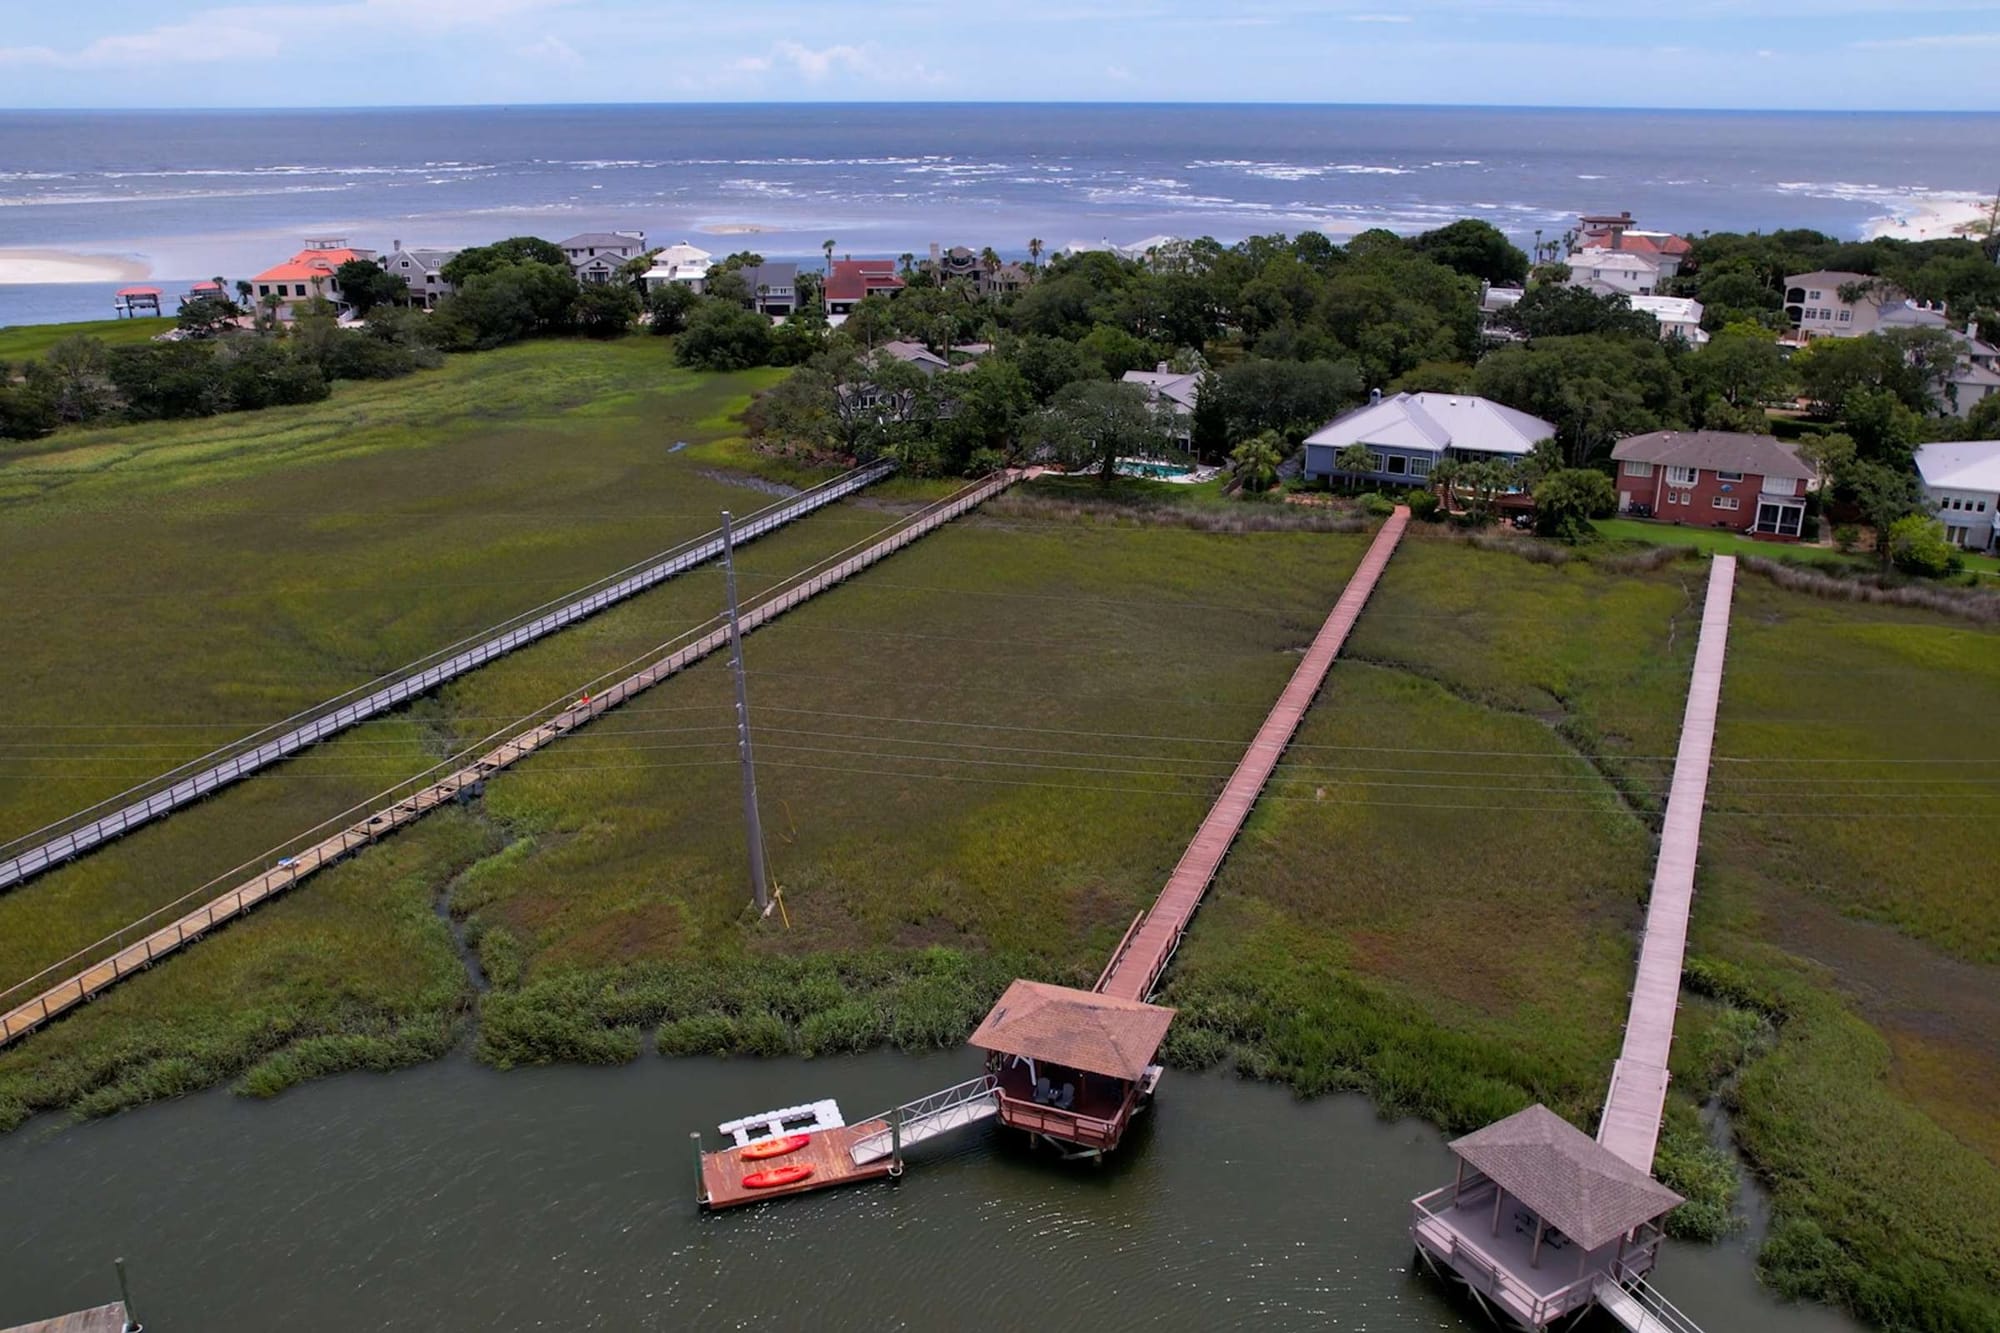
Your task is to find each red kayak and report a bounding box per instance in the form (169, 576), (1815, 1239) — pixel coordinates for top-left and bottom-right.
(739, 1134), (810, 1162)
(742, 1163), (815, 1190)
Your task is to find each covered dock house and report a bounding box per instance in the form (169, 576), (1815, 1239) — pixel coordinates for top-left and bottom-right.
(111, 286), (160, 318)
(1409, 1105), (1683, 1329)
(968, 979), (1172, 1156)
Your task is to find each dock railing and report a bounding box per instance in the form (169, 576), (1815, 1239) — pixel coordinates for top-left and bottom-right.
(1409, 1186), (1601, 1327)
(848, 1074), (999, 1163)
(992, 1088), (1134, 1151)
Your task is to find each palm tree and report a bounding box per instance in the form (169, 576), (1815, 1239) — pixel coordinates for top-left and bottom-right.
(234, 279), (253, 308)
(1230, 431), (1284, 494)
(1334, 442), (1376, 494)
(898, 252), (915, 279)
(1027, 237), (1044, 269)
(822, 239), (836, 276)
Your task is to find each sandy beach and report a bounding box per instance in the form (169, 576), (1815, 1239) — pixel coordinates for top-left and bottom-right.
(0, 248), (152, 285)
(1866, 193), (1996, 242)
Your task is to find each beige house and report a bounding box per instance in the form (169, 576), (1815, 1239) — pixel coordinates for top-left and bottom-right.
(1783, 270), (1948, 340)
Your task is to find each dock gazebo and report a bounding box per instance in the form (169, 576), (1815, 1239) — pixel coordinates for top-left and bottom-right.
(968, 979), (1172, 1157)
(112, 286), (161, 318)
(1410, 1105), (1683, 1329)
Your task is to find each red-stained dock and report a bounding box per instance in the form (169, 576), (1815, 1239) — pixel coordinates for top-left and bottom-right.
(1096, 506), (1410, 1003)
(698, 1121), (897, 1210)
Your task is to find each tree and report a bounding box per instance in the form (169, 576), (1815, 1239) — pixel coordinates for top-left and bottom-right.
(176, 296), (240, 339)
(1532, 468), (1617, 542)
(439, 236), (569, 286)
(0, 367), (58, 440)
(1685, 324), (1789, 410)
(1189, 371), (1229, 462)
(574, 283), (639, 338)
(1500, 286), (1657, 340)
(1474, 334), (1686, 466)
(1411, 219), (1530, 285)
(646, 282), (700, 336)
(33, 335), (116, 423)
(675, 300), (773, 371)
(1885, 514), (1960, 578)
(1334, 442), (1377, 491)
(1216, 358), (1363, 442)
(431, 262), (580, 349)
(1844, 457), (1923, 568)
(823, 239), (836, 275)
(1030, 379), (1172, 484)
(334, 259), (409, 316)
(1230, 431), (1284, 493)
(1027, 238), (1044, 269)
(106, 342), (226, 420)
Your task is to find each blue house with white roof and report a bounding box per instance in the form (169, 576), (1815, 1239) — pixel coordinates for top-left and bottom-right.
(1302, 391), (1558, 488)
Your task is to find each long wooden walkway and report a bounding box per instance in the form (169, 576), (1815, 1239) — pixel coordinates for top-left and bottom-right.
(0, 470), (1018, 1049)
(1096, 507), (1410, 1003)
(1597, 555), (1737, 1172)
(0, 461), (894, 894)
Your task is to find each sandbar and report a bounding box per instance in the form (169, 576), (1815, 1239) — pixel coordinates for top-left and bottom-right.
(0, 248), (152, 285)
(1866, 194), (1996, 242)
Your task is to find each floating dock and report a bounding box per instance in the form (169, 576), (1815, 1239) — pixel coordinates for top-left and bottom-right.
(698, 1120), (898, 1210)
(1, 1303), (131, 1333)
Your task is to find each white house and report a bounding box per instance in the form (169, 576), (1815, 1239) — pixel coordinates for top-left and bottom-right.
(1782, 270), (1950, 341)
(1302, 391), (1555, 487)
(1914, 439), (2000, 552)
(642, 240), (713, 294)
(559, 231), (648, 284)
(1627, 295), (1709, 345)
(1121, 363), (1203, 415)
(1564, 247), (1661, 297)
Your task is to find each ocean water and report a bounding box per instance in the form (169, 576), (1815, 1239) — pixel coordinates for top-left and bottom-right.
(3, 103), (1998, 326)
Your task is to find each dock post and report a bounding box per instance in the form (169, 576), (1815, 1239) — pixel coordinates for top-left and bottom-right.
(116, 1256), (141, 1331)
(692, 1131), (707, 1207)
(890, 1108), (904, 1178)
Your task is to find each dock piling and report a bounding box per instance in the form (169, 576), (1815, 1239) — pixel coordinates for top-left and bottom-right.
(115, 1258), (139, 1332)
(691, 1132), (707, 1207)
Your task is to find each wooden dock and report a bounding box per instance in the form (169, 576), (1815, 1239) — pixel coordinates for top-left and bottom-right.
(1096, 507), (1409, 1002)
(0, 470), (1022, 1049)
(699, 1122), (898, 1210)
(1, 1304), (129, 1333)
(1597, 555), (1737, 1172)
(0, 462), (894, 894)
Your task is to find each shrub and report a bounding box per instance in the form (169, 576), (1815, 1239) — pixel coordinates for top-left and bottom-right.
(1357, 491), (1396, 517)
(1403, 487), (1441, 521)
(655, 1014), (739, 1058)
(1833, 524), (1860, 553)
(1885, 514), (1962, 579)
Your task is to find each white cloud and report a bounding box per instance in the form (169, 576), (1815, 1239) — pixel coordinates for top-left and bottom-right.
(775, 40), (870, 79)
(518, 34), (583, 66)
(0, 0), (580, 69)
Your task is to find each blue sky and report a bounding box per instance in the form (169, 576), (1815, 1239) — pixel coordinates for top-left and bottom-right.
(3, 0), (2000, 110)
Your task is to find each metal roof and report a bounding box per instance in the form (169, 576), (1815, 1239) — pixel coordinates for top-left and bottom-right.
(968, 979), (1175, 1082)
(1915, 440), (2000, 494)
(1450, 1105), (1683, 1251)
(1305, 392), (1554, 457)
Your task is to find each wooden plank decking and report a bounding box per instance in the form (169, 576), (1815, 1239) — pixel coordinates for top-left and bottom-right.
(0, 470), (1022, 1049)
(1096, 507), (1410, 1002)
(1597, 555), (1736, 1172)
(0, 462), (894, 895)
(1, 1304), (129, 1333)
(699, 1122), (896, 1209)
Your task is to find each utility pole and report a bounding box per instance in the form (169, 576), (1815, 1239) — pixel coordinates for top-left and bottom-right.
(719, 511), (771, 916)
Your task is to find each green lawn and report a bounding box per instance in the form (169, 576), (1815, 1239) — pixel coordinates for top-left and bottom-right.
(1592, 517), (1856, 567)
(0, 316), (174, 362)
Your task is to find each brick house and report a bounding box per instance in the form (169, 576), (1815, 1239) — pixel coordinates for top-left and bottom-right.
(1610, 430), (1817, 540)
(825, 259), (905, 321)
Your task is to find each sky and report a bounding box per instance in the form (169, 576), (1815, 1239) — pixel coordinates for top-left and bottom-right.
(2, 0), (2000, 111)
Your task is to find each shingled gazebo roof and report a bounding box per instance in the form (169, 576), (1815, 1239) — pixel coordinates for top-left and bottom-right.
(1449, 1105), (1683, 1251)
(968, 979), (1175, 1083)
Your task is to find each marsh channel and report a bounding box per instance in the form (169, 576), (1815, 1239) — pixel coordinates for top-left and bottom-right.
(1, 1051), (1870, 1331)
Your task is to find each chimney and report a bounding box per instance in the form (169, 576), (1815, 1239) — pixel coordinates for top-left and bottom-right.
(392, 239), (401, 253)
(1370, 388), (1383, 405)
(1157, 361), (1170, 374)
(930, 241), (940, 266)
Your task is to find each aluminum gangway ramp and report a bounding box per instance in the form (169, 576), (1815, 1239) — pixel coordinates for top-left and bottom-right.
(1095, 506), (1410, 1003)
(849, 1075), (1000, 1165)
(1594, 1277), (1707, 1333)
(0, 461), (894, 893)
(1598, 555), (1737, 1173)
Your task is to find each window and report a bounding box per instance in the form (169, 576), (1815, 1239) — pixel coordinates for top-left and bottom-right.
(1623, 460), (1654, 477)
(257, 284), (269, 296)
(1838, 310), (1852, 323)
(1386, 455), (1408, 475)
(1980, 501), (1989, 512)
(1808, 290), (1823, 301)
(1408, 457), (1432, 478)
(1712, 496), (1740, 511)
(1716, 471), (1744, 482)
(1666, 466), (1698, 486)
(1367, 452), (1386, 474)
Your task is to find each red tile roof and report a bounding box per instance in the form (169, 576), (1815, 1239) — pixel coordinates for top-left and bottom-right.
(1581, 230), (1691, 258)
(251, 247), (370, 285)
(826, 259), (905, 303)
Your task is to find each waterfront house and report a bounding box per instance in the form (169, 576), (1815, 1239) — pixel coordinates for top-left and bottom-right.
(969, 979), (1172, 1157)
(981, 262), (1032, 298)
(1626, 295), (1709, 345)
(380, 242), (459, 308)
(559, 231), (647, 284)
(825, 259), (905, 322)
(1563, 247), (1661, 298)
(641, 240), (713, 295)
(1575, 213), (1692, 278)
(922, 243), (982, 283)
(1782, 270), (1950, 340)
(250, 238), (376, 315)
(1914, 439), (2000, 552)
(1410, 1104), (1683, 1330)
(733, 261), (799, 317)
(879, 339), (949, 375)
(1120, 362), (1203, 442)
(1302, 391), (1555, 488)
(1610, 429), (1816, 538)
